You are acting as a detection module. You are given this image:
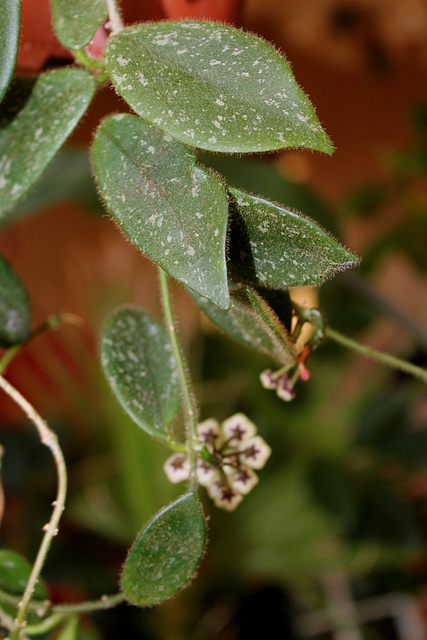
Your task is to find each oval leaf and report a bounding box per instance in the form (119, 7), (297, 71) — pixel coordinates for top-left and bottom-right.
(0, 69), (95, 221)
(51, 0), (107, 50)
(121, 492), (207, 606)
(101, 307), (181, 440)
(0, 256), (30, 347)
(105, 21), (333, 154)
(0, 549), (47, 624)
(0, 0), (20, 103)
(191, 287), (296, 367)
(92, 114), (229, 309)
(228, 188), (359, 289)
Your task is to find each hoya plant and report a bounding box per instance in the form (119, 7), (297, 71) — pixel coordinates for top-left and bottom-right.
(0, 1), (426, 638)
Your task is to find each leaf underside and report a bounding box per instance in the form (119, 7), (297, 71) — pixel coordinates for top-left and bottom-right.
(101, 307), (181, 441)
(105, 20), (333, 154)
(121, 493), (207, 606)
(192, 287), (296, 367)
(92, 114), (230, 309)
(0, 69), (95, 221)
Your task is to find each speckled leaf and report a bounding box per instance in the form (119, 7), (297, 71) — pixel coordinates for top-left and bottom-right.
(121, 493), (207, 606)
(0, 0), (20, 103)
(105, 21), (333, 154)
(228, 188), (359, 289)
(92, 114), (229, 309)
(0, 256), (30, 347)
(192, 287), (296, 367)
(51, 0), (107, 50)
(101, 307), (181, 440)
(0, 550), (47, 624)
(0, 69), (95, 220)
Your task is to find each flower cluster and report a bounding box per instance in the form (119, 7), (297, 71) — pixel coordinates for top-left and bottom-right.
(260, 344), (311, 402)
(163, 413), (271, 511)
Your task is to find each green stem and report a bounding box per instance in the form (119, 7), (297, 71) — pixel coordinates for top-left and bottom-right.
(0, 589), (126, 618)
(343, 272), (427, 353)
(74, 48), (105, 70)
(0, 377), (68, 640)
(52, 593), (126, 615)
(0, 313), (82, 375)
(25, 613), (66, 635)
(106, 0), (124, 33)
(325, 327), (427, 384)
(158, 269), (198, 488)
(0, 345), (20, 375)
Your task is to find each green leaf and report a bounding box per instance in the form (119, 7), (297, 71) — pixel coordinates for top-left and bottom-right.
(191, 287), (296, 367)
(92, 114), (229, 309)
(51, 0), (107, 50)
(121, 493), (207, 606)
(101, 307), (181, 440)
(2, 148), (103, 227)
(0, 549), (47, 624)
(228, 188), (359, 289)
(0, 69), (95, 221)
(0, 0), (20, 103)
(0, 550), (46, 599)
(105, 21), (333, 154)
(0, 256), (30, 347)
(55, 616), (79, 640)
(199, 153), (337, 234)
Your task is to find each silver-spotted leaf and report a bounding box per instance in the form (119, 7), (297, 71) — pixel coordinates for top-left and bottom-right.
(101, 307), (181, 440)
(192, 287), (296, 367)
(0, 256), (30, 347)
(51, 0), (107, 50)
(0, 69), (95, 221)
(121, 493), (207, 606)
(105, 21), (333, 154)
(0, 0), (20, 103)
(228, 188), (359, 289)
(92, 114), (229, 309)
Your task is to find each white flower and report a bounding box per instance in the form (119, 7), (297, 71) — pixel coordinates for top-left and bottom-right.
(163, 412), (271, 511)
(228, 466), (259, 495)
(197, 418), (222, 447)
(210, 482), (243, 512)
(240, 436), (272, 469)
(222, 413), (256, 443)
(163, 453), (190, 483)
(260, 369), (278, 390)
(196, 459), (221, 487)
(276, 383), (295, 402)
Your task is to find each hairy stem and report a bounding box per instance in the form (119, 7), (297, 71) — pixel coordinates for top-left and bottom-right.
(0, 377), (67, 640)
(325, 327), (427, 384)
(0, 589), (126, 618)
(106, 0), (124, 34)
(158, 269), (198, 487)
(74, 48), (105, 70)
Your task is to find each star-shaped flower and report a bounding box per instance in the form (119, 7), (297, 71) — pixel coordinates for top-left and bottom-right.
(163, 413), (271, 511)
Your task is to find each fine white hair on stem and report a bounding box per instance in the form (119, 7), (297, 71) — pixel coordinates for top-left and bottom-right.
(106, 0), (124, 34)
(0, 375), (67, 640)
